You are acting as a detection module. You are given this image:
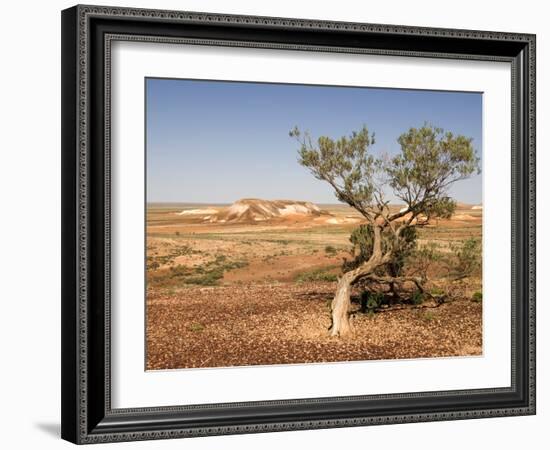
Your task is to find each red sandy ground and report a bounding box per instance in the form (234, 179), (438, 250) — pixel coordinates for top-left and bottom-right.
(146, 282), (482, 370)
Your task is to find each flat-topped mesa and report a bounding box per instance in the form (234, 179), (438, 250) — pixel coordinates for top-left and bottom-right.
(175, 198), (330, 224)
(222, 198), (326, 223)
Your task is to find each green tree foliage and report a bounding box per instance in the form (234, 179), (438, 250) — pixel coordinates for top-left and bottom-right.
(386, 125), (480, 220)
(343, 224), (417, 277)
(291, 123), (479, 226)
(290, 125), (379, 218)
(291, 121), (480, 282)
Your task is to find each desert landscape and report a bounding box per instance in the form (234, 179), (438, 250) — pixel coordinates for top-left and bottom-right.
(145, 78), (483, 370)
(146, 198), (482, 370)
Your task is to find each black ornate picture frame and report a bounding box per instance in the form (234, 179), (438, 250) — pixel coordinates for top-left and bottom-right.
(61, 4), (536, 444)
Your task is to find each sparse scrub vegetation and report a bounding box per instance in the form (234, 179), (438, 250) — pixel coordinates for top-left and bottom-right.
(147, 244), (202, 269)
(295, 267), (338, 283)
(146, 195), (482, 368)
(148, 255), (249, 288)
(184, 268), (225, 286)
(324, 245), (337, 255)
(409, 242), (443, 281)
(449, 238), (482, 280)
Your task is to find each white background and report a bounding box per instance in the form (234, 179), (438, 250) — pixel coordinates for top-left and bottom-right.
(0, 0), (546, 449)
(112, 42), (511, 408)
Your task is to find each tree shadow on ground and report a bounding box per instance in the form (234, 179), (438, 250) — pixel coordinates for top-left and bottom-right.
(293, 290), (333, 302)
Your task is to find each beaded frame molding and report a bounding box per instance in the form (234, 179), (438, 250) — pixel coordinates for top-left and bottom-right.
(61, 4), (536, 444)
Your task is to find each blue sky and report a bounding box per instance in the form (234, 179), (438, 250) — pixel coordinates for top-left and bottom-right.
(146, 78), (482, 204)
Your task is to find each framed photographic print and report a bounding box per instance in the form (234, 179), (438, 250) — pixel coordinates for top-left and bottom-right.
(61, 4), (536, 444)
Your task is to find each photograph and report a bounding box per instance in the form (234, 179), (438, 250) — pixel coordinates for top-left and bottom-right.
(145, 78), (484, 370)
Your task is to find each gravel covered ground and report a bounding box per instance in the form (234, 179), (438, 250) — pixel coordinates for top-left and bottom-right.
(146, 282), (482, 370)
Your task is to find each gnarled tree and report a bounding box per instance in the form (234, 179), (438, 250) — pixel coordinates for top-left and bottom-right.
(290, 124), (480, 337)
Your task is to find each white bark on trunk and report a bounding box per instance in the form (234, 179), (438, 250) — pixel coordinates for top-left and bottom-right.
(329, 275), (354, 337)
(329, 225), (391, 337)
(329, 260), (382, 337)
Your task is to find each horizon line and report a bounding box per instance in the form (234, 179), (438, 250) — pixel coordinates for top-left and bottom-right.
(146, 199), (483, 206)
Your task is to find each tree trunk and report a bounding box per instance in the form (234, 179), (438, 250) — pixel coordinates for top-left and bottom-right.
(329, 260), (382, 337)
(329, 274), (354, 337)
(329, 224), (389, 337)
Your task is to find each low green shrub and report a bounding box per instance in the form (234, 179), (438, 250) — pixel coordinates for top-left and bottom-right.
(324, 245), (337, 255)
(360, 291), (385, 313)
(188, 322), (205, 332)
(184, 268), (224, 286)
(430, 287), (445, 296)
(410, 290), (424, 305)
(472, 291), (483, 303)
(295, 267), (338, 283)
